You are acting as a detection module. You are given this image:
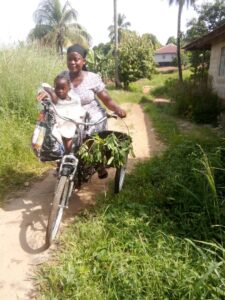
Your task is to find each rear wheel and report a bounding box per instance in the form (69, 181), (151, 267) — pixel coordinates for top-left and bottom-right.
(114, 154), (128, 193)
(46, 176), (70, 247)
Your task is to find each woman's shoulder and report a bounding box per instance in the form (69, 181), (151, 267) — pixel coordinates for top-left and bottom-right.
(84, 71), (103, 83)
(83, 71), (105, 92)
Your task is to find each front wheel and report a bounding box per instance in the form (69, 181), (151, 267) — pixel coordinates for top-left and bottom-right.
(114, 154), (128, 193)
(46, 175), (70, 247)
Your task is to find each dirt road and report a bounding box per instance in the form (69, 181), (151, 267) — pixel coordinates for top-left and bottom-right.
(0, 103), (162, 299)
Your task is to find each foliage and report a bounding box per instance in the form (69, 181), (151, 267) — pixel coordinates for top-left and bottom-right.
(78, 132), (134, 168)
(86, 43), (114, 82)
(185, 18), (208, 43)
(0, 45), (65, 199)
(163, 77), (220, 124)
(142, 33), (162, 50)
(185, 0), (225, 72)
(118, 31), (155, 89)
(0, 45), (64, 120)
(172, 49), (189, 66)
(189, 50), (210, 80)
(195, 0), (225, 32)
(166, 36), (177, 45)
(108, 13), (131, 43)
(28, 0), (91, 55)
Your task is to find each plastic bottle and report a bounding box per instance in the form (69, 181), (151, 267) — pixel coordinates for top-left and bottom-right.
(32, 122), (46, 153)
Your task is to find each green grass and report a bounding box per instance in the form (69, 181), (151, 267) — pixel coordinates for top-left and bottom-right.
(38, 136), (225, 299)
(108, 88), (143, 104)
(37, 72), (225, 299)
(0, 45), (65, 201)
(0, 117), (50, 200)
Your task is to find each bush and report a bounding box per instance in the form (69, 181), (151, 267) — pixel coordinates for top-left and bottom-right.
(118, 31), (155, 89)
(165, 78), (220, 124)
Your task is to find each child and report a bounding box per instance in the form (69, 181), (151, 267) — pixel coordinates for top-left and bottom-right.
(43, 74), (86, 154)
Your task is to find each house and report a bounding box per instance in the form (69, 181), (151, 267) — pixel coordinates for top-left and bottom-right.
(184, 23), (225, 101)
(154, 43), (177, 66)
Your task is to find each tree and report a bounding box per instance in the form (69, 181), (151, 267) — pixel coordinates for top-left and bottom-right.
(168, 0), (196, 82)
(108, 13), (131, 43)
(87, 43), (114, 81)
(185, 0), (225, 42)
(197, 0), (225, 31)
(166, 36), (177, 45)
(118, 31), (155, 89)
(112, 0), (121, 87)
(28, 0), (91, 55)
(142, 33), (161, 50)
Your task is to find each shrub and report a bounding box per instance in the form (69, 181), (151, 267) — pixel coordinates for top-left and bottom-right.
(118, 31), (155, 89)
(165, 78), (220, 124)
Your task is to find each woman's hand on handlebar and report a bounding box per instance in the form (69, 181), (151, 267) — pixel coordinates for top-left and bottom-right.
(114, 107), (126, 118)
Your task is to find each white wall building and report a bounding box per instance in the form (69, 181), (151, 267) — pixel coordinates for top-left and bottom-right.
(184, 24), (225, 101)
(155, 44), (177, 66)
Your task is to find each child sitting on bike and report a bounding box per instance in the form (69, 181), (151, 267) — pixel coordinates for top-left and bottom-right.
(41, 74), (86, 154)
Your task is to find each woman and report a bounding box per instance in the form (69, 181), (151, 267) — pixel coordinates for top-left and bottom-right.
(38, 43), (126, 178)
(62, 44), (126, 131)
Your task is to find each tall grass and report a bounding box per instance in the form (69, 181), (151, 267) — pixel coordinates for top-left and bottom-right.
(0, 45), (65, 200)
(0, 45), (65, 120)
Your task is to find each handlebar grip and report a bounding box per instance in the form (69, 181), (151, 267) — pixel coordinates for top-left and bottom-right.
(106, 112), (118, 119)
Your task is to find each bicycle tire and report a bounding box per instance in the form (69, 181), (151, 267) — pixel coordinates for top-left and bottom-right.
(114, 153), (128, 193)
(46, 175), (70, 246)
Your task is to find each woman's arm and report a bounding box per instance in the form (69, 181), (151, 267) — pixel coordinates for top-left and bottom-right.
(97, 90), (126, 118)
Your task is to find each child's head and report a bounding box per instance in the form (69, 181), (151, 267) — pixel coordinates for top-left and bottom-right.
(54, 74), (70, 100)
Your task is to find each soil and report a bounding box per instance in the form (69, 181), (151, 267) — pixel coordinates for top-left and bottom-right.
(0, 103), (163, 300)
(156, 66), (188, 73)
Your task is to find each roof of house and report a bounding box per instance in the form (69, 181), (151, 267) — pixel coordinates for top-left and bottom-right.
(155, 43), (177, 54)
(184, 23), (225, 51)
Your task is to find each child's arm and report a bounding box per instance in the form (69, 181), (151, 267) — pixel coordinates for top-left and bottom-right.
(36, 83), (57, 104)
(43, 87), (58, 104)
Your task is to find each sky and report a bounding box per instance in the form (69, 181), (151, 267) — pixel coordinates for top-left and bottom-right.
(0, 0), (212, 48)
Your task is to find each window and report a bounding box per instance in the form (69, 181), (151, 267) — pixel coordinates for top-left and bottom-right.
(219, 47), (225, 76)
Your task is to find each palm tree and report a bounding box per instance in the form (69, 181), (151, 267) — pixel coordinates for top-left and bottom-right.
(108, 13), (131, 43)
(112, 0), (120, 87)
(28, 0), (91, 55)
(168, 0), (196, 82)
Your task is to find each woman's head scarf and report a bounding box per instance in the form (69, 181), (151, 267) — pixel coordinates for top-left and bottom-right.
(67, 44), (88, 58)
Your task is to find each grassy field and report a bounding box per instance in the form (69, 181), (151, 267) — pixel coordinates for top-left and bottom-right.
(37, 71), (225, 299)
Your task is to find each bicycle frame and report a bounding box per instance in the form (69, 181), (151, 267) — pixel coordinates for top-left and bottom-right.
(43, 98), (128, 247)
(41, 98), (110, 184)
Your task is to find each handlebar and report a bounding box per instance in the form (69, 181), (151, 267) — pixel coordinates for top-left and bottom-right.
(41, 98), (118, 127)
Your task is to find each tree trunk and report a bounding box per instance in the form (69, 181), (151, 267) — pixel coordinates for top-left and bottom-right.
(114, 0), (121, 88)
(177, 2), (183, 83)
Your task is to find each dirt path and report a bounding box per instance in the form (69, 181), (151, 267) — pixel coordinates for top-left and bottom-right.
(0, 103), (162, 300)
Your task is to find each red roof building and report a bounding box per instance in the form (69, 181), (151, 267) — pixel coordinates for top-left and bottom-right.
(155, 43), (177, 66)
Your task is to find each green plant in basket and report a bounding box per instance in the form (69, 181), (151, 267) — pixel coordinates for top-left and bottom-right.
(78, 132), (134, 168)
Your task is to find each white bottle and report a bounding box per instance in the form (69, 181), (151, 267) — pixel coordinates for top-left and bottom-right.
(32, 122), (46, 152)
